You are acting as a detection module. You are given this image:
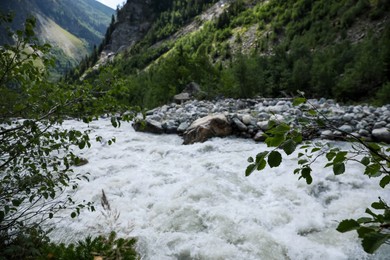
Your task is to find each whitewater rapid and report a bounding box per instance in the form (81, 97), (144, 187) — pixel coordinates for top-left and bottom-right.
(49, 119), (389, 259)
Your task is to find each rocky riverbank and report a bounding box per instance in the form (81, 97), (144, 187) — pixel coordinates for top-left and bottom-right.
(132, 98), (390, 144)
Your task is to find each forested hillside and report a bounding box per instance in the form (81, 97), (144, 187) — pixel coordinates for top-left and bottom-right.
(74, 0), (390, 108)
(0, 0), (114, 79)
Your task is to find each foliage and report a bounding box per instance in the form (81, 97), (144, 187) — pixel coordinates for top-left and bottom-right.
(246, 96), (390, 253)
(71, 0), (390, 109)
(40, 231), (138, 260)
(0, 14), (139, 257)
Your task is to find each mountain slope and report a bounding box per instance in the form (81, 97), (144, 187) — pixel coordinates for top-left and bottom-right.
(0, 0), (114, 79)
(76, 0), (390, 107)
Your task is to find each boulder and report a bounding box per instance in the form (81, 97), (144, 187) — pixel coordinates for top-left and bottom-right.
(132, 119), (164, 134)
(372, 128), (390, 143)
(232, 117), (248, 132)
(253, 130), (266, 142)
(182, 114), (232, 144)
(174, 82), (205, 103)
(173, 93), (190, 103)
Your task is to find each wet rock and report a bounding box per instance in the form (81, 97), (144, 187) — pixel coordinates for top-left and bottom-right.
(183, 114), (232, 144)
(338, 124), (353, 133)
(133, 119), (164, 134)
(232, 117), (248, 132)
(177, 122), (190, 133)
(372, 128), (390, 143)
(253, 130), (266, 142)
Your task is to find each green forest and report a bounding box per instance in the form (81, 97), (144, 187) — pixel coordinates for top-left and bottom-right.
(1, 0), (390, 258)
(70, 0), (390, 109)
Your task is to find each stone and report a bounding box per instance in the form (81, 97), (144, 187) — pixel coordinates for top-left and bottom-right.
(373, 121), (387, 129)
(162, 120), (178, 134)
(132, 119), (164, 134)
(182, 82), (203, 97)
(342, 113), (353, 121)
(182, 114), (232, 144)
(232, 117), (248, 132)
(358, 129), (370, 137)
(253, 130), (266, 142)
(174, 92), (191, 103)
(241, 114), (253, 125)
(372, 128), (390, 143)
(338, 124), (353, 133)
(177, 122), (189, 133)
(256, 121), (269, 131)
(320, 130), (334, 139)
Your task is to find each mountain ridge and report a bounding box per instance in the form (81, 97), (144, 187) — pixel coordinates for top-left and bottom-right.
(0, 0), (114, 79)
(73, 0), (390, 107)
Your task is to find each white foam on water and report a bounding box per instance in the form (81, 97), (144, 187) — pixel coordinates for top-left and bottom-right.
(48, 119), (390, 259)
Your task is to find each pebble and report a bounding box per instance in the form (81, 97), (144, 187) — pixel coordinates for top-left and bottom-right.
(140, 98), (390, 143)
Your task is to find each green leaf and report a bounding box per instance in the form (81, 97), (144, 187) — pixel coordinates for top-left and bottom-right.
(371, 201), (386, 210)
(364, 164), (381, 177)
(292, 97), (306, 106)
(326, 152), (336, 161)
(357, 226), (375, 238)
(111, 117), (118, 128)
(49, 213), (54, 219)
(333, 163), (345, 175)
(361, 232), (390, 254)
(357, 217), (372, 224)
(245, 164), (256, 177)
(256, 151), (269, 162)
(265, 134), (285, 147)
(247, 157), (254, 163)
(71, 212), (77, 218)
(12, 199), (22, 207)
(268, 151), (282, 168)
(336, 219), (360, 232)
(379, 175), (390, 188)
(257, 159), (267, 171)
(298, 159), (308, 165)
(308, 109), (317, 116)
(334, 151), (348, 163)
(282, 139), (297, 155)
(78, 141), (86, 149)
(361, 157), (370, 166)
(301, 167), (312, 184)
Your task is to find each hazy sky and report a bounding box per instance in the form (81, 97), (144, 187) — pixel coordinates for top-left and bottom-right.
(97, 0), (125, 9)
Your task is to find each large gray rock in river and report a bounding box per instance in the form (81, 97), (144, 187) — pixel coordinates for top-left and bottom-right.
(183, 114), (232, 144)
(372, 128), (390, 143)
(132, 119), (164, 134)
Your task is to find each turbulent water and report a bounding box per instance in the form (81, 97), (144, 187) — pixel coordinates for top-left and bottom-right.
(49, 119), (389, 259)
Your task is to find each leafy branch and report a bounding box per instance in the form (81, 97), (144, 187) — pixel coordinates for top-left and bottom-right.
(246, 95), (390, 253)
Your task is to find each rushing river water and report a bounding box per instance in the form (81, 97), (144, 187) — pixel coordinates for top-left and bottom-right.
(49, 119), (389, 259)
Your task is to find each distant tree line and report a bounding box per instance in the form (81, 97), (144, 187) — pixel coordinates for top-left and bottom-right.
(68, 0), (390, 107)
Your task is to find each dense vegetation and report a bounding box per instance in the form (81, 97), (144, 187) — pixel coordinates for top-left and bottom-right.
(0, 15), (138, 259)
(72, 0), (390, 109)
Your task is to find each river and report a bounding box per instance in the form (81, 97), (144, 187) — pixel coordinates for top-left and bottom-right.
(48, 119), (390, 259)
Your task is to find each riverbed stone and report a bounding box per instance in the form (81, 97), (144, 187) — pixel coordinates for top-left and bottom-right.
(133, 119), (164, 134)
(132, 97), (390, 144)
(182, 114), (232, 144)
(232, 117), (248, 132)
(372, 128), (390, 143)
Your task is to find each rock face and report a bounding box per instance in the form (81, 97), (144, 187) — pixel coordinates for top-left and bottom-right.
(174, 82), (205, 103)
(182, 114), (232, 144)
(108, 0), (155, 53)
(133, 98), (390, 144)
